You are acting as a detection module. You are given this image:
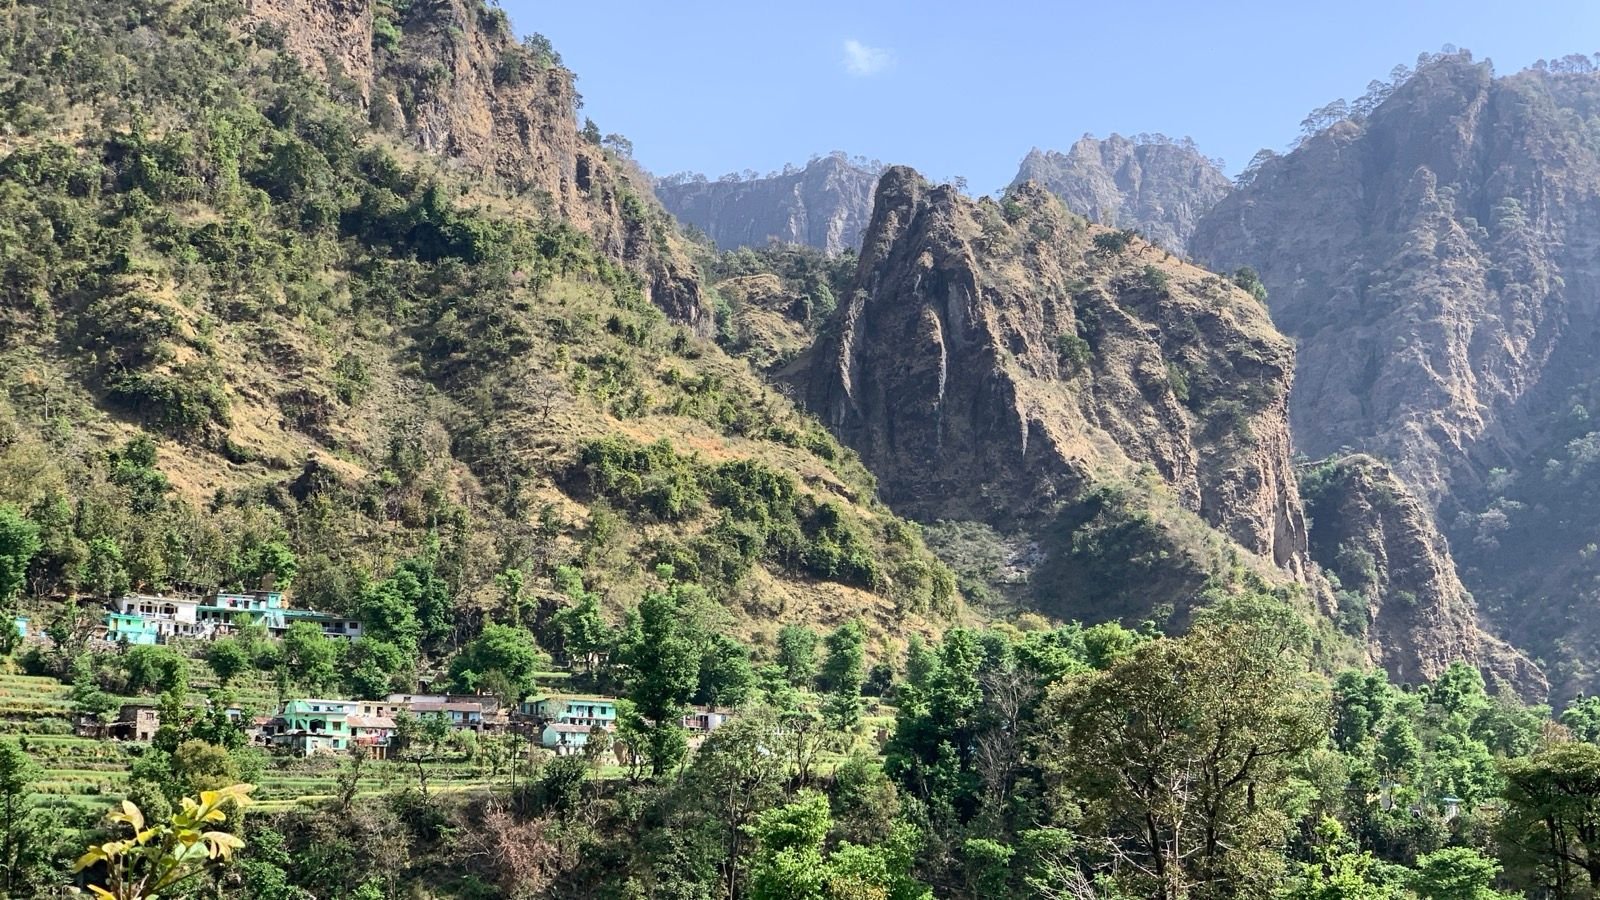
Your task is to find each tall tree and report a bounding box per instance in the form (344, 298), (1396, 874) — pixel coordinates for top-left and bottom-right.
(0, 739), (39, 896)
(282, 621), (341, 695)
(618, 584), (702, 777)
(819, 619), (866, 732)
(1038, 619), (1326, 899)
(0, 504), (40, 653)
(1500, 741), (1600, 893)
(776, 624), (819, 688)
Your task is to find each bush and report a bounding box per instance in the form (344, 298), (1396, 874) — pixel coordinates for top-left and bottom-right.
(1165, 362), (1191, 404)
(1092, 229), (1138, 254)
(1141, 265), (1170, 293)
(1055, 332), (1092, 376)
(1232, 266), (1269, 303)
(108, 369), (230, 437)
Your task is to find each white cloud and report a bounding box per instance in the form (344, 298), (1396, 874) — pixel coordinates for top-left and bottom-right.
(842, 39), (893, 77)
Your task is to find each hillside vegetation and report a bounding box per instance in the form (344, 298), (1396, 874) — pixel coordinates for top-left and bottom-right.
(0, 0), (956, 664)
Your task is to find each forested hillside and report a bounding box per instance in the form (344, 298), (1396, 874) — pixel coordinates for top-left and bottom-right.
(0, 3), (1596, 898)
(0, 0), (958, 657)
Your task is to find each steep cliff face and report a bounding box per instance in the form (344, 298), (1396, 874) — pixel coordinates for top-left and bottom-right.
(1191, 53), (1600, 505)
(1191, 52), (1600, 697)
(656, 155), (880, 255)
(1301, 457), (1543, 696)
(799, 167), (1309, 621)
(1011, 135), (1231, 254)
(245, 0), (706, 327)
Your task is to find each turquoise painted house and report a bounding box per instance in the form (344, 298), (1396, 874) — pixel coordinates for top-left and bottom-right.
(105, 612), (162, 645)
(532, 696), (619, 755)
(197, 590), (287, 630)
(531, 696), (618, 729)
(270, 699), (359, 754)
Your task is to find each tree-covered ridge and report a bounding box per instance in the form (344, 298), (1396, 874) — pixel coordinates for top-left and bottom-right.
(0, 0), (955, 654)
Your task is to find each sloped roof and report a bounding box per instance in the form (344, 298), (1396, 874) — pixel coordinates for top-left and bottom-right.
(348, 715), (396, 729)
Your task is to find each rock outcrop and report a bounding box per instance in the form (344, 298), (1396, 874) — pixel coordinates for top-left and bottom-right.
(1012, 135), (1231, 254)
(245, 0), (706, 328)
(250, 0), (374, 98)
(798, 167), (1308, 621)
(1191, 51), (1600, 698)
(1301, 456), (1544, 697)
(656, 155), (880, 256)
(1190, 52), (1591, 505)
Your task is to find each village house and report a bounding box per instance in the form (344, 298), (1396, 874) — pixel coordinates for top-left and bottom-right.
(361, 698), (412, 719)
(531, 695), (620, 755)
(412, 699), (486, 731)
(105, 593), (207, 644)
(280, 608), (363, 640)
(377, 693), (504, 731)
(77, 701), (162, 741)
(528, 695), (618, 728)
(114, 702), (162, 741)
(683, 707), (733, 736)
(348, 713), (396, 757)
(196, 590), (287, 631)
(266, 699), (359, 755)
(542, 721), (608, 755)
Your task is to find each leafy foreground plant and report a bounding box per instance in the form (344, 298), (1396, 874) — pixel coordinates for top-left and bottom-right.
(71, 784), (255, 899)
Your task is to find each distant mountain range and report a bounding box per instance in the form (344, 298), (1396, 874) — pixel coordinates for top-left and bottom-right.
(656, 134), (1231, 257)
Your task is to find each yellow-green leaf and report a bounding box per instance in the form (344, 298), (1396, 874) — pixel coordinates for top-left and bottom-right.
(71, 848), (106, 872)
(204, 831), (245, 859)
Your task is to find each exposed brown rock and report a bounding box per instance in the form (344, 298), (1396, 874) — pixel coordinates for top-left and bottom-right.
(797, 166), (1309, 618)
(1191, 51), (1600, 697)
(1190, 53), (1585, 507)
(1301, 455), (1544, 698)
(248, 0), (374, 99)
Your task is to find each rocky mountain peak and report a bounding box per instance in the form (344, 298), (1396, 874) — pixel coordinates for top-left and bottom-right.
(1010, 134), (1231, 253)
(1191, 49), (1600, 697)
(797, 165), (1310, 622)
(244, 0), (707, 328)
(656, 154), (882, 256)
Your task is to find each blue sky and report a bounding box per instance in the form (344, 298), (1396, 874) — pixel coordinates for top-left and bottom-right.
(500, 1), (1600, 191)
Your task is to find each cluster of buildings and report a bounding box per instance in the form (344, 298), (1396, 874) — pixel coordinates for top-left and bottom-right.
(72, 584), (741, 761)
(254, 692), (512, 756)
(84, 690), (734, 760)
(101, 588), (362, 646)
(261, 692), (733, 758)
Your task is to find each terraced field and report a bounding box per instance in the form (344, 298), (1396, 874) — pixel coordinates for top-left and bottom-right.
(0, 670), (510, 814)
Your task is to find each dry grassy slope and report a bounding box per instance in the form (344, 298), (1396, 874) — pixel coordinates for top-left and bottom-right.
(0, 267), (947, 649)
(712, 274), (814, 372)
(796, 166), (1311, 623)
